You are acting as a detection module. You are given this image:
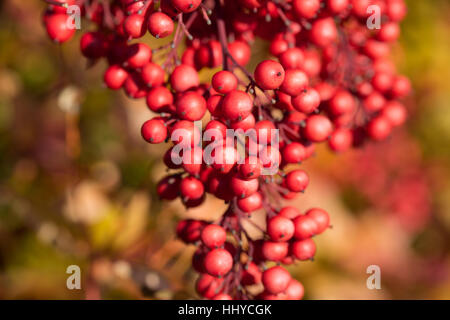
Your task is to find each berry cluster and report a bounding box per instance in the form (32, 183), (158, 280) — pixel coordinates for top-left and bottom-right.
(43, 0), (410, 299)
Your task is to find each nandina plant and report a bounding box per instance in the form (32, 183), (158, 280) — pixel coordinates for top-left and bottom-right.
(43, 0), (411, 300)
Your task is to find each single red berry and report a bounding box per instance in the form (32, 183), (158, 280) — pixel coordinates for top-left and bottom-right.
(254, 60), (285, 90)
(221, 90), (253, 121)
(292, 88), (321, 114)
(304, 115), (333, 142)
(141, 62), (165, 88)
(45, 14), (76, 43)
(148, 12), (174, 38)
(201, 224), (227, 248)
(285, 170), (309, 193)
(204, 248), (233, 277)
(171, 0), (202, 13)
(124, 13), (146, 39)
(280, 69), (309, 96)
(180, 176), (205, 201)
(176, 91), (207, 121)
(237, 192), (263, 213)
(293, 215), (318, 239)
(146, 86), (174, 113)
(291, 238), (316, 260)
(141, 118), (168, 144)
(285, 279), (305, 300)
(125, 43), (152, 68)
(170, 64), (200, 92)
(306, 208), (330, 234)
(262, 266), (291, 294)
(367, 116), (392, 141)
(267, 216), (295, 242)
(212, 71), (238, 94)
(104, 65), (128, 90)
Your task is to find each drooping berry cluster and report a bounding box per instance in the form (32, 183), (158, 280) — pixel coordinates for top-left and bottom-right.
(43, 0), (410, 300)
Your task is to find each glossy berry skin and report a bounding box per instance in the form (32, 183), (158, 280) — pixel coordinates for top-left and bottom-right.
(261, 241), (289, 261)
(292, 88), (321, 114)
(45, 14), (76, 43)
(176, 91), (207, 121)
(304, 115), (333, 142)
(126, 43), (152, 68)
(329, 90), (356, 116)
(196, 274), (224, 298)
(291, 238), (316, 261)
(367, 116), (392, 141)
(293, 0), (321, 19)
(170, 64), (200, 92)
(180, 176), (204, 200)
(282, 143), (306, 164)
(280, 70), (309, 97)
(237, 192), (263, 213)
(381, 101), (407, 126)
(279, 206), (302, 219)
(310, 18), (338, 47)
(293, 215), (318, 240)
(146, 86), (174, 113)
(262, 266), (291, 294)
(267, 216), (295, 242)
(124, 14), (146, 39)
(201, 225), (227, 248)
(212, 71), (238, 94)
(204, 248), (233, 277)
(306, 208), (330, 234)
(285, 170), (309, 193)
(285, 279), (305, 300)
(171, 0), (202, 13)
(141, 62), (165, 88)
(141, 118), (168, 144)
(221, 90), (253, 121)
(230, 176), (259, 198)
(148, 12), (174, 38)
(279, 48), (304, 70)
(328, 129), (353, 152)
(104, 65), (128, 90)
(254, 60), (285, 90)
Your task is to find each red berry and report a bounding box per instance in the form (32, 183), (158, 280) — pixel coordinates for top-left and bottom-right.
(285, 170), (309, 193)
(280, 69), (309, 96)
(170, 64), (200, 92)
(141, 118), (168, 144)
(221, 90), (253, 121)
(237, 192), (263, 213)
(306, 208), (330, 234)
(204, 248), (233, 277)
(104, 65), (128, 90)
(291, 238), (316, 260)
(254, 60), (285, 90)
(201, 224), (227, 248)
(180, 176), (205, 200)
(304, 115), (333, 142)
(176, 91), (207, 121)
(141, 63), (165, 88)
(148, 12), (174, 38)
(292, 88), (321, 114)
(45, 14), (76, 43)
(267, 216), (295, 242)
(293, 215), (318, 239)
(212, 71), (238, 94)
(124, 13), (146, 39)
(262, 266), (291, 294)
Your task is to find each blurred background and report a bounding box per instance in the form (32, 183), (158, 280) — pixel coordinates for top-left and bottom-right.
(0, 0), (450, 299)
